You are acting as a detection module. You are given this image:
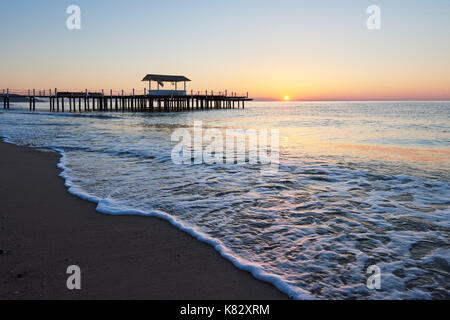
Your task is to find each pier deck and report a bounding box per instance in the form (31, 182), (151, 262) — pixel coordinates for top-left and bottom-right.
(2, 89), (252, 112)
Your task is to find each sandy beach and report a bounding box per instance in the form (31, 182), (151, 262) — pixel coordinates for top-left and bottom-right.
(0, 141), (287, 300)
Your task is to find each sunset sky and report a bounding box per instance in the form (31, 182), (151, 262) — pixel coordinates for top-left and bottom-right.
(0, 0), (449, 100)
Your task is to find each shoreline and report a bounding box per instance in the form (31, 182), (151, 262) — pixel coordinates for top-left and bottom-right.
(0, 141), (288, 300)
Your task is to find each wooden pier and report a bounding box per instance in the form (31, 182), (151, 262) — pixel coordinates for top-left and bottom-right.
(51, 90), (250, 113)
(2, 74), (252, 113)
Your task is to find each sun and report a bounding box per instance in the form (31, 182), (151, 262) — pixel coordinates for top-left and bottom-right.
(283, 96), (290, 101)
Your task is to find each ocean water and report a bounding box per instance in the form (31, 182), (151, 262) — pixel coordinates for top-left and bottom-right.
(0, 101), (449, 299)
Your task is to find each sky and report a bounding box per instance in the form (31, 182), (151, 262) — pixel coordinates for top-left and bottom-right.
(0, 0), (449, 101)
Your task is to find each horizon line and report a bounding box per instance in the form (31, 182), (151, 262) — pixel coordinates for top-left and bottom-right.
(253, 98), (450, 102)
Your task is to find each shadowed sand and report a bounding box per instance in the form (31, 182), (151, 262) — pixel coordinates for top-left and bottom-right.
(0, 141), (288, 300)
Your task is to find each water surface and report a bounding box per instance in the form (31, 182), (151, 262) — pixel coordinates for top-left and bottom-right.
(1, 101), (449, 299)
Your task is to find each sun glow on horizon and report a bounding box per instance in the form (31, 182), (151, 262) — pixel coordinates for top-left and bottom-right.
(284, 96), (290, 101)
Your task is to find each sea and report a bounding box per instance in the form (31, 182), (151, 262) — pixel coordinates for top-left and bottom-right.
(0, 100), (449, 299)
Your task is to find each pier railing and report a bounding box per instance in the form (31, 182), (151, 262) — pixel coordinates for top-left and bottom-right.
(1, 88), (249, 98)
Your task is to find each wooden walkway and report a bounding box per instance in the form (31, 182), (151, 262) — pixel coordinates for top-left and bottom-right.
(2, 89), (252, 112)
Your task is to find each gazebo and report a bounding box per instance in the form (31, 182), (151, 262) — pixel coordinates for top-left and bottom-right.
(142, 74), (191, 96)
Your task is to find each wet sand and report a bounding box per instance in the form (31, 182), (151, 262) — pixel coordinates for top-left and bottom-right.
(0, 141), (288, 300)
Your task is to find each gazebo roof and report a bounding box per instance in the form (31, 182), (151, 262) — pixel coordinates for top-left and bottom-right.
(142, 74), (191, 83)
